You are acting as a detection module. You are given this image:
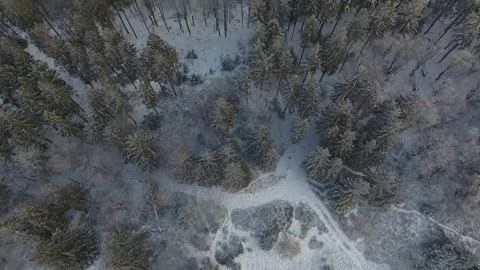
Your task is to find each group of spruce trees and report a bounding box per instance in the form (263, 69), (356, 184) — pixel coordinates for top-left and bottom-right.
(235, 0), (480, 214)
(0, 0), (194, 173)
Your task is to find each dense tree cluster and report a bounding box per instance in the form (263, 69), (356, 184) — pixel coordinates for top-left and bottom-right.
(1, 182), (97, 270)
(175, 144), (252, 191)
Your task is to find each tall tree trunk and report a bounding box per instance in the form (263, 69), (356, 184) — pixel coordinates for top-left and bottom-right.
(331, 12), (342, 35)
(122, 10), (138, 38)
(435, 10), (468, 45)
(115, 7), (131, 34)
(319, 20), (325, 36)
(283, 97), (291, 114)
(356, 38), (371, 62)
(176, 12), (185, 32)
(134, 0), (150, 32)
(438, 43), (459, 63)
(240, 0), (244, 27)
(169, 81), (177, 96)
(147, 0), (159, 26)
(290, 20), (297, 40)
(155, 0), (170, 31)
(126, 112), (137, 124)
(298, 47), (306, 65)
(436, 63), (457, 81)
(424, 0), (458, 35)
(339, 43), (353, 72)
(300, 17), (306, 32)
(285, 20), (291, 40)
(214, 1), (221, 37)
(153, 106), (159, 116)
(302, 70), (309, 84)
(223, 0), (228, 37)
(247, 0), (251, 29)
(184, 14), (192, 35)
(203, 0), (208, 26)
(319, 72), (326, 83)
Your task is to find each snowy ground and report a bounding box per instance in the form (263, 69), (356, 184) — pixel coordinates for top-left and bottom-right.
(2, 1), (480, 270)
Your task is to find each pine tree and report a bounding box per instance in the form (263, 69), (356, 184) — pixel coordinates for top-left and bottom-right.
(316, 0), (338, 36)
(86, 87), (113, 138)
(105, 225), (152, 270)
(104, 30), (139, 86)
(266, 19), (283, 49)
(32, 228), (99, 270)
(18, 201), (68, 234)
(4, 109), (44, 147)
(125, 130), (158, 171)
(246, 126), (279, 171)
(139, 81), (159, 115)
(221, 144), (252, 191)
(174, 148), (197, 183)
(329, 177), (370, 212)
(292, 118), (309, 144)
(249, 49), (275, 85)
(210, 97), (236, 138)
(367, 1), (396, 40)
(395, 0), (427, 36)
(223, 161), (252, 191)
(141, 34), (179, 95)
(422, 240), (479, 270)
(329, 130), (356, 160)
(318, 99), (354, 133)
(367, 169), (402, 208)
(299, 15), (320, 64)
(43, 111), (80, 137)
(196, 149), (224, 186)
(330, 67), (379, 112)
(102, 80), (136, 124)
(298, 77), (320, 118)
(319, 35), (347, 82)
(14, 145), (48, 174)
(1, 0), (43, 29)
(303, 147), (342, 182)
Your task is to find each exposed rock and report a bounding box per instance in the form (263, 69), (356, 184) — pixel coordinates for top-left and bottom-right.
(230, 200), (294, 250)
(214, 234), (244, 269)
(164, 192), (228, 234)
(276, 232), (301, 258)
(294, 202), (327, 239)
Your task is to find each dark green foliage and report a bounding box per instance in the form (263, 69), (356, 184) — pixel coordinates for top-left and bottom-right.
(175, 145), (252, 190)
(292, 118), (308, 144)
(304, 147), (343, 183)
(395, 0), (426, 36)
(328, 177), (370, 212)
(421, 237), (479, 270)
(105, 225), (152, 270)
(125, 130), (159, 171)
(330, 67), (379, 112)
(32, 228), (99, 270)
(210, 97), (236, 137)
(141, 34), (179, 84)
(366, 170), (403, 208)
(368, 1), (396, 39)
(319, 35), (347, 77)
(246, 126), (279, 171)
(50, 182), (90, 211)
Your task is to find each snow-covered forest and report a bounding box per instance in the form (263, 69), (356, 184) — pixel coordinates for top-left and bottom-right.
(1, 0), (480, 269)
